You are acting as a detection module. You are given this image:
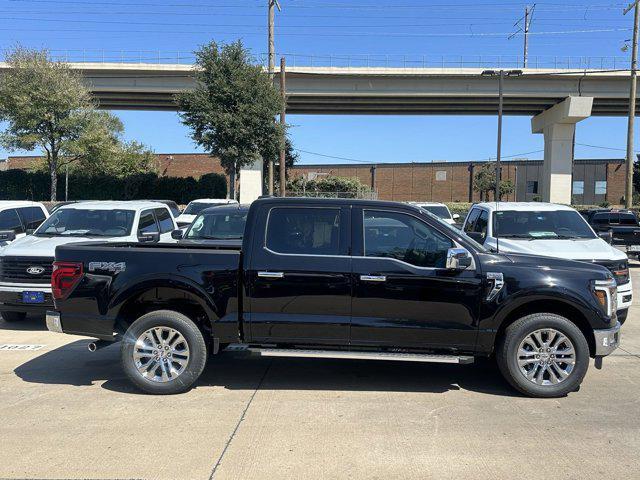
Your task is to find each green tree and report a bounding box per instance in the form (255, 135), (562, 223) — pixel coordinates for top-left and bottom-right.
(473, 162), (514, 201)
(287, 175), (373, 199)
(177, 41), (284, 199)
(0, 47), (152, 200)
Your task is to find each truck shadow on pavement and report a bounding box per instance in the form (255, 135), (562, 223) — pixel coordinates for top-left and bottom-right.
(13, 340), (521, 398)
(0, 315), (46, 331)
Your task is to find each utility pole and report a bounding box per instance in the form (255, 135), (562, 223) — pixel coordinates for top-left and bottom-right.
(279, 56), (287, 197)
(267, 0), (281, 195)
(624, 0), (639, 208)
(496, 70), (504, 201)
(509, 4), (535, 68)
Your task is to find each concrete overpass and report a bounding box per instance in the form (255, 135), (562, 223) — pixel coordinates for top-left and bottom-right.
(2, 62), (635, 203)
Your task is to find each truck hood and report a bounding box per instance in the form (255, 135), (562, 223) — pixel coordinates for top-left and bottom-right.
(488, 237), (627, 262)
(0, 235), (124, 258)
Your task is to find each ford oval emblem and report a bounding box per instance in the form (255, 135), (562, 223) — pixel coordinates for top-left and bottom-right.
(26, 266), (45, 275)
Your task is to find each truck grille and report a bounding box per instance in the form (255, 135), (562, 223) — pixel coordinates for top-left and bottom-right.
(0, 257), (54, 284)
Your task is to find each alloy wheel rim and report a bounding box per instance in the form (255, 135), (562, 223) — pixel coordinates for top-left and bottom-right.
(133, 326), (190, 383)
(517, 328), (576, 386)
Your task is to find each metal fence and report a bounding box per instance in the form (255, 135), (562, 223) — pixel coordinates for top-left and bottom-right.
(14, 50), (633, 71)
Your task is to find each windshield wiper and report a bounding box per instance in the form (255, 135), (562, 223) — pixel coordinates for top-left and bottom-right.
(497, 234), (534, 239)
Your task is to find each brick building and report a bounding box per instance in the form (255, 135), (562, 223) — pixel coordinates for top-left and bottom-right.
(1, 154), (625, 205)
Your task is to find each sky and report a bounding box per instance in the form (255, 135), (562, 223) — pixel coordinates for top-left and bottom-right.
(0, 0), (639, 165)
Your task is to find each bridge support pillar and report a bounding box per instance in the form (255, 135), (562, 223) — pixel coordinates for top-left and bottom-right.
(531, 96), (593, 204)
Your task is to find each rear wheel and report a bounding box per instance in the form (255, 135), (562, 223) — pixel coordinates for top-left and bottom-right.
(497, 313), (589, 398)
(1, 311), (26, 322)
(121, 310), (208, 395)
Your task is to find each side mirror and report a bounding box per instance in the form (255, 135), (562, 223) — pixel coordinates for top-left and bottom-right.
(466, 231), (485, 243)
(171, 229), (184, 240)
(452, 213), (460, 220)
(446, 247), (472, 271)
(598, 230), (613, 244)
(138, 232), (160, 243)
(0, 230), (16, 242)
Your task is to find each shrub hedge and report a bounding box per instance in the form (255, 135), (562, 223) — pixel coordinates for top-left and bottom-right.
(0, 169), (227, 204)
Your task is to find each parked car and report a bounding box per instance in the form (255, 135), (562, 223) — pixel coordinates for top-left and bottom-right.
(0, 201), (177, 323)
(411, 202), (460, 225)
(0, 201), (49, 248)
(47, 197), (621, 398)
(462, 202), (632, 324)
(581, 209), (640, 257)
(175, 198), (238, 228)
(173, 204), (249, 248)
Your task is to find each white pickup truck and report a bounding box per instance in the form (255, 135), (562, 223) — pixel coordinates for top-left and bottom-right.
(462, 202), (633, 323)
(175, 198), (238, 228)
(0, 201), (177, 322)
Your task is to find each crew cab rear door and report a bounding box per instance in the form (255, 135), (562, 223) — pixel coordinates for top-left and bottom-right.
(350, 207), (481, 350)
(245, 203), (351, 345)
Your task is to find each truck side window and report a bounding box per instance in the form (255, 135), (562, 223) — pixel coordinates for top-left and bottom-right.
(17, 206), (46, 230)
(0, 209), (24, 234)
(154, 208), (174, 233)
(363, 210), (452, 268)
(266, 207), (341, 255)
(474, 210), (489, 241)
(138, 210), (159, 235)
(464, 208), (480, 233)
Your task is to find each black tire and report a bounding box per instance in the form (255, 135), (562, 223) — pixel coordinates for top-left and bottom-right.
(497, 313), (589, 398)
(121, 310), (208, 395)
(1, 311), (26, 322)
(617, 309), (628, 325)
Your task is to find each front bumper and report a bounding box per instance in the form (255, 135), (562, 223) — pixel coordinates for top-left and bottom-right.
(617, 281), (633, 311)
(0, 284), (53, 314)
(594, 321), (621, 357)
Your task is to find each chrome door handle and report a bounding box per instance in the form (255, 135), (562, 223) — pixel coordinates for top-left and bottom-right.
(257, 271), (284, 279)
(360, 275), (386, 282)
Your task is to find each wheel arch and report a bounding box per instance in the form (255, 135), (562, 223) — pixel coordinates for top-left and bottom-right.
(494, 298), (597, 357)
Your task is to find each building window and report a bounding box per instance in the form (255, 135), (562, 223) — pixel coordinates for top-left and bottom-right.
(572, 181), (584, 195)
(595, 181), (607, 195)
(435, 170), (447, 181)
(526, 181), (538, 194)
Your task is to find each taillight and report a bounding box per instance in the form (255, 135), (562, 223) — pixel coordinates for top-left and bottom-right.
(51, 261), (83, 300)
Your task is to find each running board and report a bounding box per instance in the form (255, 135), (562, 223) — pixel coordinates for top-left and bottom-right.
(227, 346), (473, 364)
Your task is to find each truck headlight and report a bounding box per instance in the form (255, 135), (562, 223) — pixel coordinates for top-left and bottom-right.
(593, 278), (617, 317)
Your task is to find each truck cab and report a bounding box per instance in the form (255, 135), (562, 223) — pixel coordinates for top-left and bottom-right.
(0, 201), (49, 249)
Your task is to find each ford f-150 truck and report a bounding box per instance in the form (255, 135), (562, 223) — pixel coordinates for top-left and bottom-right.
(46, 198), (621, 398)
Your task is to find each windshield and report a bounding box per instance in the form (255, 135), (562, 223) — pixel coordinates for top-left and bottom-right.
(494, 210), (596, 239)
(418, 205), (452, 220)
(185, 211), (248, 240)
(183, 202), (220, 215)
(35, 208), (135, 237)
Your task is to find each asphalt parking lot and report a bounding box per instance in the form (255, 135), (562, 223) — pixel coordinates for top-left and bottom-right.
(1, 269), (639, 480)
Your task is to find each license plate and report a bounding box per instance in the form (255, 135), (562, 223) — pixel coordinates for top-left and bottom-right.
(22, 291), (44, 304)
(628, 245), (640, 252)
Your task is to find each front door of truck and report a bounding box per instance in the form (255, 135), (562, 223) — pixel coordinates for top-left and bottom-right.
(246, 204), (351, 345)
(350, 208), (481, 350)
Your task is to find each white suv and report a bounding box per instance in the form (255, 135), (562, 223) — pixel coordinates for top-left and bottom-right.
(0, 201), (177, 323)
(0, 201), (49, 248)
(462, 202), (633, 323)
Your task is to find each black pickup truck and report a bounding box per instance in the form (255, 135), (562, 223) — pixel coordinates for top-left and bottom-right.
(46, 198), (621, 398)
(582, 209), (640, 256)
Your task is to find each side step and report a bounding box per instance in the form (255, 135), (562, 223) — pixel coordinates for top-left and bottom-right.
(226, 345), (473, 364)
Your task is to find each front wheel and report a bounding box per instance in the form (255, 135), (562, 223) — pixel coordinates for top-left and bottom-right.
(497, 313), (589, 398)
(121, 310), (208, 395)
(1, 311), (26, 322)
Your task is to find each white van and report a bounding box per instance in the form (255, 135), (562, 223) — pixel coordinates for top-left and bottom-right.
(462, 202), (633, 323)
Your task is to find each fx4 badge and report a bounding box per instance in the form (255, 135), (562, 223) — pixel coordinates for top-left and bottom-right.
(88, 261), (126, 274)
